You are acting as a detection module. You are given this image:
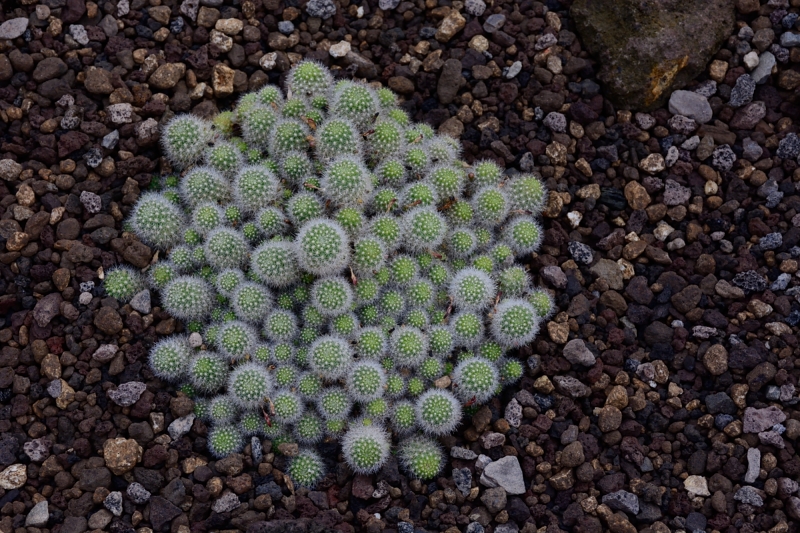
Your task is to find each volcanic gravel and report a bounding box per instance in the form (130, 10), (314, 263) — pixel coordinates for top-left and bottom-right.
(2, 0), (800, 533)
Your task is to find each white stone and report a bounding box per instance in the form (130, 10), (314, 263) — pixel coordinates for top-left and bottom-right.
(107, 103), (133, 124)
(684, 475), (710, 497)
(329, 41), (352, 58)
(0, 464), (27, 489)
(259, 52), (278, 71)
(69, 25), (89, 45)
(654, 221), (675, 241)
(743, 51), (760, 69)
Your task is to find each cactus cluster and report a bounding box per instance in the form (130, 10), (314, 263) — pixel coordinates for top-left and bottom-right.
(115, 62), (550, 487)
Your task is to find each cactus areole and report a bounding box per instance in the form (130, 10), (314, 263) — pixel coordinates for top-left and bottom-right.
(112, 61), (550, 486)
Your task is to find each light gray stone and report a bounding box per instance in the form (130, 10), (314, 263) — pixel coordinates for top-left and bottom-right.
(168, 414), (195, 440)
(745, 447), (761, 483)
(479, 456), (526, 494)
(25, 501), (49, 527)
(212, 492), (241, 513)
(668, 90), (713, 124)
(562, 339), (596, 366)
(0, 18), (29, 40)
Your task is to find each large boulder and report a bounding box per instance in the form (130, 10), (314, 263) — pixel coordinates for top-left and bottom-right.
(571, 0), (735, 110)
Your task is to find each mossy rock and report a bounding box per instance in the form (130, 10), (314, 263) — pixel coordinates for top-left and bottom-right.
(571, 0), (735, 110)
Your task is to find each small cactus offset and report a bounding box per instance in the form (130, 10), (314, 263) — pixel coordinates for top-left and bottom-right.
(111, 62), (549, 485)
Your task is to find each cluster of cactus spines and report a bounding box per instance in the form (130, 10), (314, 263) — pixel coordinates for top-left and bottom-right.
(120, 62), (549, 485)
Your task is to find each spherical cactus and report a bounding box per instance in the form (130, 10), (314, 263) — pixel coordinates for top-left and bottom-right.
(308, 336), (352, 380)
(503, 216), (542, 255)
(130, 192), (186, 249)
(215, 268), (244, 297)
(189, 352), (229, 392)
(281, 151), (314, 184)
(391, 400), (417, 433)
(368, 120), (404, 158)
(163, 276), (215, 320)
(287, 60), (332, 96)
(429, 165), (465, 199)
(257, 85), (284, 106)
(240, 411), (266, 436)
(491, 298), (540, 347)
(499, 358), (524, 383)
(386, 374), (406, 398)
(162, 115), (213, 168)
(452, 357), (498, 403)
(472, 159), (502, 189)
(149, 336), (191, 382)
(332, 82), (378, 127)
(228, 362), (272, 409)
(528, 289), (555, 319)
(330, 313), (359, 338)
(428, 325), (454, 357)
(272, 389), (304, 423)
(206, 141), (242, 176)
(369, 215), (402, 251)
(296, 219), (351, 276)
(287, 192), (324, 225)
(321, 156), (373, 207)
(375, 158), (406, 187)
(451, 311), (484, 348)
(207, 424), (244, 457)
(217, 321), (258, 360)
(415, 389), (461, 435)
(233, 165), (281, 214)
(335, 207), (364, 236)
(250, 241), (299, 288)
(148, 261), (177, 289)
(209, 395), (239, 424)
(104, 266), (143, 302)
(317, 387), (352, 420)
(398, 436), (444, 480)
(315, 118), (362, 160)
(288, 448), (326, 488)
(353, 237), (386, 274)
(191, 202), (224, 236)
(418, 357), (442, 381)
(263, 309), (298, 342)
(293, 412), (325, 444)
(311, 277), (354, 316)
(241, 106), (277, 149)
(508, 174), (547, 213)
(181, 167), (231, 207)
(204, 228), (250, 270)
(341, 425), (390, 474)
(407, 278), (435, 308)
(389, 326), (428, 368)
(256, 207), (288, 237)
(346, 361), (386, 402)
(403, 206), (447, 251)
(448, 228), (478, 258)
(449, 268), (496, 310)
(498, 265), (530, 296)
(232, 282), (273, 323)
(473, 186), (510, 226)
(270, 119), (310, 155)
(297, 372), (323, 398)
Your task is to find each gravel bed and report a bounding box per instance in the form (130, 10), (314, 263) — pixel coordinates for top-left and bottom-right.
(2, 0), (800, 533)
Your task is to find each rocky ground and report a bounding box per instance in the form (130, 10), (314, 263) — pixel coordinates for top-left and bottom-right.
(2, 0), (800, 532)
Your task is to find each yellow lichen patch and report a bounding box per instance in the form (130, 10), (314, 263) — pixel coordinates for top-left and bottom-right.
(645, 55), (689, 106)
